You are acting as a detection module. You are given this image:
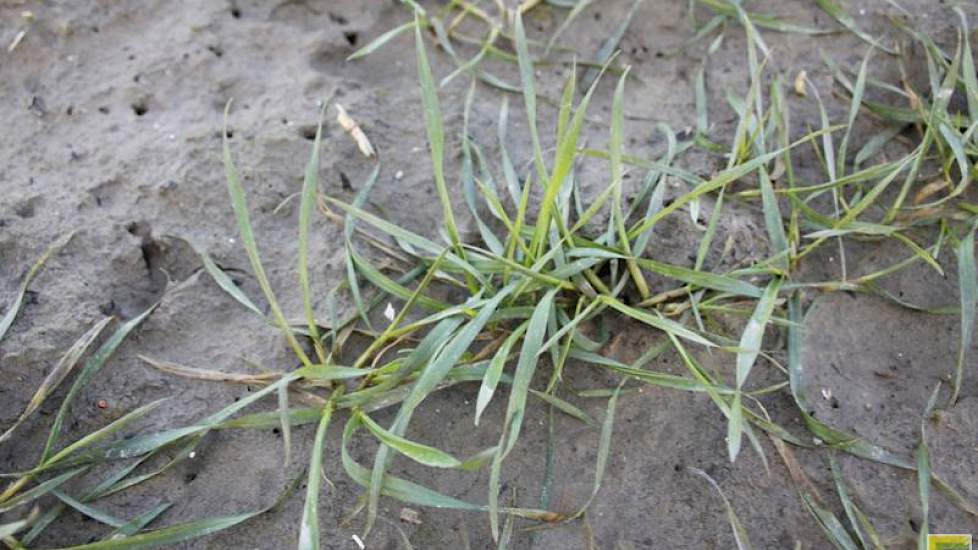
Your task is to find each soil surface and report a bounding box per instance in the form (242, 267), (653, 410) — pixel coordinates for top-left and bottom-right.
(1, 1), (977, 549)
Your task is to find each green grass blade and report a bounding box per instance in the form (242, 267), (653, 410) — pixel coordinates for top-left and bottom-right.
(0, 232), (74, 343)
(572, 349), (731, 394)
(498, 505), (516, 550)
(295, 364), (376, 381)
(556, 63), (576, 163)
(298, 401), (335, 550)
(489, 288), (557, 539)
(808, 77), (837, 183)
(837, 47), (873, 178)
(414, 14), (464, 257)
(52, 490), (125, 528)
(730, 278), (781, 462)
(891, 233), (943, 277)
(343, 165), (383, 331)
(573, 381), (624, 517)
(531, 64), (605, 258)
(734, 278), (781, 389)
(650, 354), (770, 472)
(632, 128), (675, 256)
(0, 317), (111, 445)
(106, 503), (172, 540)
(828, 454), (881, 549)
(365, 287), (513, 533)
(514, 12), (549, 188)
(952, 224), (977, 403)
(0, 515), (33, 539)
(536, 406), (556, 543)
(697, 0), (829, 35)
(350, 249), (449, 369)
(537, 298), (602, 358)
(460, 82), (504, 256)
(51, 511), (268, 550)
(277, 381), (292, 467)
(347, 244), (452, 311)
(787, 293), (913, 468)
(608, 67), (648, 298)
(580, 0), (644, 89)
(758, 165), (788, 269)
(687, 467), (754, 550)
(933, 122), (972, 202)
(299, 103), (328, 364)
(627, 127), (840, 240)
(853, 125), (901, 170)
(46, 398), (168, 468)
(223, 102), (314, 368)
(694, 183), (725, 274)
(0, 467), (87, 513)
(815, 0), (896, 54)
(695, 61), (709, 135)
(476, 323), (528, 426)
(358, 411), (462, 468)
(348, 21), (416, 61)
(885, 40), (961, 220)
(599, 295), (715, 347)
(95, 373), (300, 463)
(342, 416), (484, 512)
(569, 249), (762, 298)
(473, 177), (516, 238)
(528, 389), (596, 426)
(956, 8), (978, 121)
(402, 287), (512, 410)
(545, 0), (594, 56)
(917, 384), (941, 550)
(195, 246), (264, 317)
(508, 170), (534, 267)
(568, 178), (618, 236)
(426, 15), (460, 62)
(43, 304), (157, 462)
(440, 26), (499, 88)
(497, 97), (523, 206)
(327, 197), (483, 282)
(801, 492), (860, 550)
(30, 458), (164, 544)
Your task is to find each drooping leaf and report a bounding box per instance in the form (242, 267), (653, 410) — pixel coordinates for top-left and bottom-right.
(0, 317), (112, 445)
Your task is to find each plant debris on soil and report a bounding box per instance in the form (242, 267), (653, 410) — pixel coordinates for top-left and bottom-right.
(1, 1), (977, 549)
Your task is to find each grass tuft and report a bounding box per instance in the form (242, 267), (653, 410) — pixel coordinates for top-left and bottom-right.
(2, 2), (977, 548)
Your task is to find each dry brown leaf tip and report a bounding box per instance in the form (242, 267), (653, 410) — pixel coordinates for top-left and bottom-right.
(335, 103), (376, 158)
(793, 70), (808, 96)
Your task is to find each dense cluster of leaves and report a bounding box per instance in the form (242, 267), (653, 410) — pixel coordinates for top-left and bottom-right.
(1, 1), (976, 549)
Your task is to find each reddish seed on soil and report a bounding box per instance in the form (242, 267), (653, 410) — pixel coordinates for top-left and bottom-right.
(96, 399), (108, 409)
